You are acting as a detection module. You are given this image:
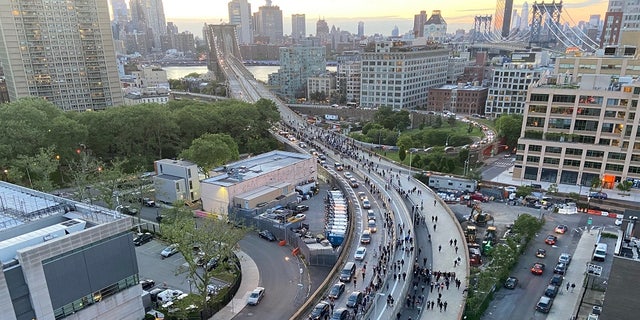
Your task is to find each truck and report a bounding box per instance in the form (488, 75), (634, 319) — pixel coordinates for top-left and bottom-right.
(427, 174), (477, 192)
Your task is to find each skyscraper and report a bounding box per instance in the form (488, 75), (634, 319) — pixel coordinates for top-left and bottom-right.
(316, 19), (330, 44)
(494, 0), (514, 38)
(0, 0), (123, 110)
(130, 0), (167, 50)
(111, 0), (130, 24)
(521, 2), (529, 30)
(602, 0), (640, 46)
(358, 21), (365, 38)
(292, 14), (306, 40)
(228, 0), (253, 45)
(414, 10), (427, 37)
(253, 0), (283, 44)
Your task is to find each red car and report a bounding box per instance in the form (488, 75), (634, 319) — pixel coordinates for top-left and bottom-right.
(531, 262), (546, 275)
(545, 235), (558, 245)
(554, 225), (568, 234)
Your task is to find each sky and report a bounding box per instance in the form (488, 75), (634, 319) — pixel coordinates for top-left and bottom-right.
(158, 0), (609, 37)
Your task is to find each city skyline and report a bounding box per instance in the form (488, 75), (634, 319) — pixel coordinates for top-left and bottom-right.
(159, 0), (608, 36)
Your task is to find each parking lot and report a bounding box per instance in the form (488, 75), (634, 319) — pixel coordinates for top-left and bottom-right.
(134, 236), (228, 296)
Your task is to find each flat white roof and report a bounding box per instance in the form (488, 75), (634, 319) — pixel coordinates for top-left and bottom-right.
(204, 150), (312, 187)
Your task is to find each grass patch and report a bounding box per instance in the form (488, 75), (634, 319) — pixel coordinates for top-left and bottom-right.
(601, 232), (618, 239)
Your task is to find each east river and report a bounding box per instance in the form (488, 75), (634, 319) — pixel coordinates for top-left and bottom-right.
(163, 65), (337, 83)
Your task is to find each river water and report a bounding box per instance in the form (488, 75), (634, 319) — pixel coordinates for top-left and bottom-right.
(164, 65), (336, 83)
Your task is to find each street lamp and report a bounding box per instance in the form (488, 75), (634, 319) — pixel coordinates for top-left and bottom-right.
(445, 134), (453, 147)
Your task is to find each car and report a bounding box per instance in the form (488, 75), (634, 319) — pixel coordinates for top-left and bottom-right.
(504, 276), (518, 289)
(589, 191), (608, 200)
(362, 199), (371, 209)
(247, 287), (265, 305)
(161, 244), (179, 258)
(120, 206), (139, 215)
(615, 218), (623, 226)
(504, 186), (517, 193)
(367, 210), (376, 221)
(328, 282), (346, 299)
(536, 248), (547, 258)
(334, 163), (344, 171)
(544, 284), (559, 298)
(258, 230), (276, 241)
(554, 262), (567, 275)
(141, 197), (156, 207)
(545, 235), (558, 245)
(531, 262), (545, 275)
(504, 153), (512, 158)
(550, 274), (564, 287)
(367, 219), (377, 233)
(559, 253), (572, 265)
(133, 232), (153, 246)
(140, 279), (155, 291)
(349, 178), (359, 188)
(310, 301), (331, 319)
(344, 172), (353, 179)
(346, 291), (363, 308)
(298, 142), (307, 148)
(360, 230), (371, 244)
(358, 192), (367, 200)
(294, 205), (309, 213)
(318, 154), (327, 161)
(206, 256), (219, 271)
(354, 247), (367, 260)
(289, 214), (306, 222)
(554, 225), (568, 234)
(536, 296), (554, 313)
(330, 308), (353, 320)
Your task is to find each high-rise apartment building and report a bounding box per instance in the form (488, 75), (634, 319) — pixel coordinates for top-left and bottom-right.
(484, 51), (551, 118)
(111, 0), (130, 24)
(514, 74), (640, 188)
(494, 0), (514, 38)
(291, 14), (306, 41)
(357, 21), (365, 38)
(130, 0), (167, 50)
(269, 40), (326, 99)
(253, 0), (283, 44)
(228, 0), (253, 45)
(521, 2), (529, 30)
(414, 10), (427, 38)
(359, 41), (449, 110)
(0, 0), (124, 110)
(602, 0), (640, 46)
(316, 19), (330, 44)
(336, 51), (362, 104)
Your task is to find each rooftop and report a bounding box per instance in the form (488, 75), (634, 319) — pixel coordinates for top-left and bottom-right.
(435, 84), (486, 91)
(204, 150), (312, 187)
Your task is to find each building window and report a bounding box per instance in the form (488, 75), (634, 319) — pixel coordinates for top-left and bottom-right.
(605, 163), (624, 172)
(563, 159), (581, 167)
(584, 161), (602, 169)
(528, 145), (543, 152)
(530, 93), (549, 102)
(543, 157), (560, 165)
(565, 148), (583, 156)
(527, 156), (540, 163)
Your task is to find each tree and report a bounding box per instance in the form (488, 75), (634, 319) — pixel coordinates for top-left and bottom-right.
(161, 209), (247, 310)
(68, 148), (101, 204)
(616, 181), (632, 194)
(515, 185), (533, 199)
(11, 147), (59, 192)
(92, 159), (128, 210)
(590, 176), (602, 191)
(398, 146), (407, 162)
(547, 183), (559, 194)
(494, 115), (523, 148)
(179, 133), (239, 178)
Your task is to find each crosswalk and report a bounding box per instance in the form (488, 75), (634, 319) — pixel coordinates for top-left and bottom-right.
(492, 158), (516, 167)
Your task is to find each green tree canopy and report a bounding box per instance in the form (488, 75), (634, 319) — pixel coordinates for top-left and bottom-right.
(179, 133), (239, 177)
(494, 115), (523, 148)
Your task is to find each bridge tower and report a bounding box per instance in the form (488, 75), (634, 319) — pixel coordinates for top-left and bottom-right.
(529, 0), (562, 48)
(204, 24), (243, 81)
(472, 15), (492, 44)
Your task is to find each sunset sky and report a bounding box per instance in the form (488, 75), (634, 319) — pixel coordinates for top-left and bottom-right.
(158, 0), (609, 36)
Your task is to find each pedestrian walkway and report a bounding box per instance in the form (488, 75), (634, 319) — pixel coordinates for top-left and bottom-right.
(211, 250), (259, 320)
(550, 230), (599, 319)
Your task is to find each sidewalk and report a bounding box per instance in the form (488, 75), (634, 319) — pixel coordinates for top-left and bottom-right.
(550, 230), (598, 319)
(211, 250), (259, 320)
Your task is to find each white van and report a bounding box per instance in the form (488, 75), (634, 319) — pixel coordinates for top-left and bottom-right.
(593, 243), (607, 261)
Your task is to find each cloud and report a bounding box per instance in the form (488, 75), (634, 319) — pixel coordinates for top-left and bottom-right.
(456, 8), (495, 13)
(562, 0), (605, 9)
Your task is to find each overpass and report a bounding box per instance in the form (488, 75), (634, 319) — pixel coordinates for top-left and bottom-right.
(206, 24), (469, 320)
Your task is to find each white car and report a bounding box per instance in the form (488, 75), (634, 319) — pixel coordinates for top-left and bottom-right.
(344, 172), (353, 179)
(504, 186), (517, 193)
(615, 218), (623, 226)
(161, 244), (179, 258)
(354, 247), (367, 260)
(247, 287), (265, 305)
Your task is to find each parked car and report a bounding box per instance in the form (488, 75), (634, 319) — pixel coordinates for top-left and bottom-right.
(615, 218), (623, 226)
(536, 296), (554, 313)
(141, 197), (156, 207)
(259, 230), (276, 241)
(589, 192), (608, 200)
(294, 205), (309, 213)
(161, 244), (179, 258)
(247, 287), (265, 305)
(140, 279), (155, 291)
(328, 282), (346, 299)
(504, 276), (518, 289)
(544, 284), (559, 298)
(133, 232), (153, 246)
(559, 253), (572, 265)
(354, 247), (367, 261)
(550, 274), (564, 287)
(545, 235), (558, 245)
(536, 248), (547, 258)
(554, 225), (568, 234)
(554, 262), (567, 275)
(121, 206), (139, 215)
(310, 301), (331, 320)
(531, 262), (545, 275)
(206, 256), (219, 271)
(346, 291), (363, 308)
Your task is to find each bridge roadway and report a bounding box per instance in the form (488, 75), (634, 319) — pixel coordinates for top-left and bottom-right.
(211, 30), (469, 319)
